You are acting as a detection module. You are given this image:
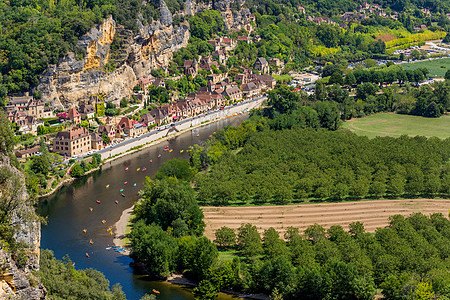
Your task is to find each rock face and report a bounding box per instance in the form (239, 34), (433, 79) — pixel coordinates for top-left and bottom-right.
(37, 0), (251, 109)
(0, 155), (46, 299)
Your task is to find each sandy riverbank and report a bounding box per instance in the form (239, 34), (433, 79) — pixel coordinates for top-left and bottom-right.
(112, 205), (134, 254)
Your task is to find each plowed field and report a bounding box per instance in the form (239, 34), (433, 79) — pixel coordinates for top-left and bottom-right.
(202, 199), (450, 239)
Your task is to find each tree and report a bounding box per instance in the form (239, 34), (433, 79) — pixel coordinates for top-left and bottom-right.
(305, 224), (326, 243)
(0, 111), (14, 153)
(189, 237), (219, 280)
(344, 73), (356, 86)
(214, 226), (236, 247)
(129, 221), (177, 278)
(193, 280), (219, 300)
(101, 133), (111, 145)
(31, 155), (50, 176)
(268, 85), (300, 114)
(134, 177), (205, 236)
(328, 72), (343, 85)
(155, 159), (196, 182)
(263, 227), (288, 259)
(237, 223), (263, 257)
(445, 69), (450, 80)
(120, 97), (129, 108)
(70, 163), (84, 178)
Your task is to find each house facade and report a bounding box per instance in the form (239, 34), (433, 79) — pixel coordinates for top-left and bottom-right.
(53, 127), (91, 157)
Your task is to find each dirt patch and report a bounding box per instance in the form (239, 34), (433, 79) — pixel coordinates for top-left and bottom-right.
(376, 34), (397, 42)
(202, 199), (450, 239)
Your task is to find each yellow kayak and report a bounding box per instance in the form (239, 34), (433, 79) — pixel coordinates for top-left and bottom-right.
(180, 150), (184, 153)
(137, 168), (140, 171)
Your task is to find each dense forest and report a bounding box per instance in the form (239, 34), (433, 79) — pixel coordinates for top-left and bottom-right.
(129, 159), (450, 299)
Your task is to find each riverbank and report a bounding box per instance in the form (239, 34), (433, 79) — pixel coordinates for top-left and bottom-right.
(38, 98), (263, 199)
(112, 205), (133, 255)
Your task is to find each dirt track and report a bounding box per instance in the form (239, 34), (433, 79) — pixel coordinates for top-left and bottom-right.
(202, 199), (450, 239)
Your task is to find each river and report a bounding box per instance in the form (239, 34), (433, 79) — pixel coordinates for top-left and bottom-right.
(39, 114), (248, 300)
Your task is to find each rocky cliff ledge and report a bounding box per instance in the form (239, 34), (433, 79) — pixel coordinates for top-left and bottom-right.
(0, 155), (46, 299)
(37, 0), (252, 109)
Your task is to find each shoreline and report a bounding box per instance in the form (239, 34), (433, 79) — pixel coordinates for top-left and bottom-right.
(112, 205), (133, 255)
(38, 98), (262, 199)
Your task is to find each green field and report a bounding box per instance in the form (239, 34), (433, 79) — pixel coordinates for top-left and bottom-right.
(401, 57), (450, 78)
(342, 113), (450, 139)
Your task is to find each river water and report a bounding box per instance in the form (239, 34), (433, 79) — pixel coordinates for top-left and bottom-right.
(39, 114), (248, 300)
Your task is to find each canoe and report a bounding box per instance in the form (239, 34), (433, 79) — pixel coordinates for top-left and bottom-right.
(196, 134), (199, 137)
(150, 160), (152, 163)
(115, 200), (119, 204)
(96, 200), (101, 204)
(82, 229), (87, 233)
(102, 220), (106, 224)
(169, 149), (173, 152)
(125, 168), (128, 171)
(158, 154), (161, 158)
(121, 194), (126, 197)
(137, 168), (140, 171)
(124, 182), (127, 185)
(120, 189), (124, 192)
(142, 168), (146, 171)
(180, 150), (184, 153)
(153, 289), (160, 294)
(133, 184), (136, 187)
(106, 247), (112, 250)
(89, 240), (94, 244)
(106, 185), (109, 188)
(89, 207), (93, 212)
(85, 253), (90, 258)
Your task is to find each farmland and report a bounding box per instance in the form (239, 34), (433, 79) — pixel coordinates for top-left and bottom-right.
(401, 57), (450, 78)
(342, 112), (450, 139)
(202, 199), (450, 239)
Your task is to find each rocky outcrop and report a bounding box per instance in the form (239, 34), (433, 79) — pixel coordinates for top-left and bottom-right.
(36, 0), (251, 109)
(0, 155), (46, 299)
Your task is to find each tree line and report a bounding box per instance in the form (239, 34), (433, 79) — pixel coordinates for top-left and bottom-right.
(206, 213), (450, 300)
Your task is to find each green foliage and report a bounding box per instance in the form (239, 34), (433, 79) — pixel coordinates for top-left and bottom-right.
(38, 249), (126, 300)
(134, 177), (204, 236)
(70, 163), (84, 178)
(189, 10), (224, 40)
(0, 111), (15, 153)
(193, 280), (219, 300)
(238, 223), (263, 257)
(196, 121), (450, 204)
(155, 159), (195, 182)
(214, 226), (236, 248)
(129, 221), (178, 278)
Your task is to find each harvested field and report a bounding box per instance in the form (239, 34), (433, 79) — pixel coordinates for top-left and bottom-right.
(202, 199), (450, 239)
(376, 33), (397, 42)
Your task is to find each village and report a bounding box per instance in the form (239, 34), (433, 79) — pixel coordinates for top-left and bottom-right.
(8, 34), (279, 161)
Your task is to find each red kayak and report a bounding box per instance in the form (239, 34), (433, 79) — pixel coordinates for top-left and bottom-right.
(124, 181), (127, 185)
(86, 253), (90, 258)
(115, 200), (119, 204)
(121, 194), (125, 197)
(96, 200), (101, 204)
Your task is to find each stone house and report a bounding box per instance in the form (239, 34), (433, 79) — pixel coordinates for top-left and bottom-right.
(254, 57), (269, 74)
(67, 108), (81, 124)
(184, 59), (198, 77)
(98, 125), (116, 142)
(140, 113), (156, 126)
(79, 104), (95, 120)
(90, 133), (104, 151)
(152, 78), (166, 88)
(212, 49), (227, 65)
(137, 77), (152, 91)
(53, 127), (91, 158)
(15, 146), (40, 161)
(223, 86), (243, 101)
(116, 117), (146, 138)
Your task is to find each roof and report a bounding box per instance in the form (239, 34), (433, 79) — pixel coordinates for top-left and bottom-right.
(55, 127), (90, 140)
(15, 146), (40, 157)
(79, 104), (95, 114)
(98, 124), (114, 133)
(255, 57), (268, 65)
(118, 117), (133, 129)
(237, 36), (248, 41)
(67, 108), (80, 119)
(9, 96), (33, 105)
(90, 132), (102, 142)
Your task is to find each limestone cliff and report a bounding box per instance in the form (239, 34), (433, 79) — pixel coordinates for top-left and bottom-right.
(37, 0), (251, 109)
(0, 155), (46, 299)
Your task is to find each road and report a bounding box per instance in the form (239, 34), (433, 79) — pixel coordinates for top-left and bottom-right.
(76, 96), (266, 161)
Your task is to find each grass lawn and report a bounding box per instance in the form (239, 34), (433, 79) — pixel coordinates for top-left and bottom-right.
(218, 249), (240, 261)
(342, 113), (450, 139)
(273, 74), (293, 83)
(401, 57), (450, 78)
